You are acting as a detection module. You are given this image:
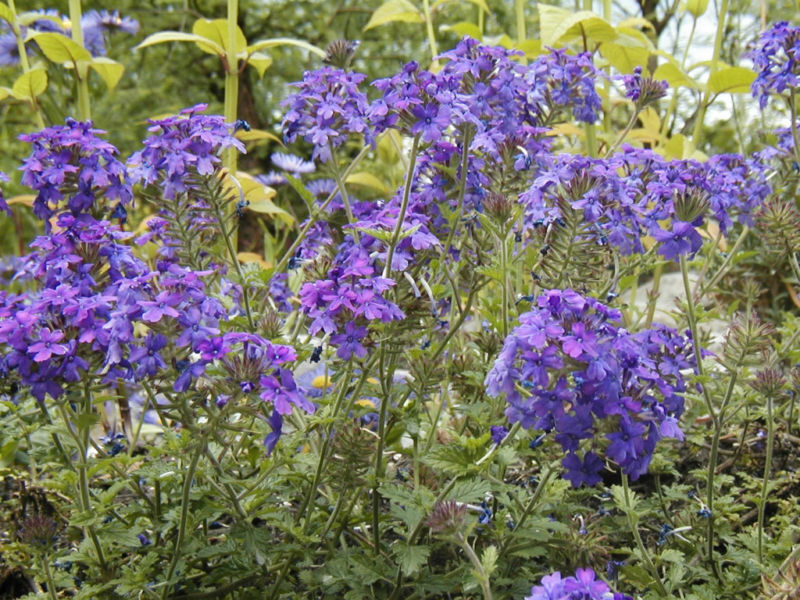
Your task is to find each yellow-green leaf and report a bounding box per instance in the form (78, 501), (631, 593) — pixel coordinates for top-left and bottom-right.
(30, 32), (91, 63)
(237, 252), (271, 269)
(685, 0), (710, 18)
(6, 195), (35, 207)
(246, 38), (326, 59)
(18, 11), (62, 28)
(0, 87), (10, 101)
(432, 0), (490, 12)
(364, 0), (424, 31)
(0, 4), (14, 23)
(653, 62), (698, 89)
(346, 171), (392, 196)
(90, 57), (124, 90)
(537, 4), (616, 47)
(11, 68), (47, 100)
(192, 18), (247, 56)
(617, 17), (655, 31)
(136, 31), (224, 56)
(246, 52), (273, 78)
(439, 21), (483, 40)
(707, 66), (756, 94)
(235, 172), (294, 225)
(236, 128), (283, 145)
(599, 42), (650, 73)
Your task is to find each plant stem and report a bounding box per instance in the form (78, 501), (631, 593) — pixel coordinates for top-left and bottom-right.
(422, 0), (439, 67)
(329, 146), (359, 243)
(40, 556), (58, 600)
(691, 0), (729, 146)
(456, 532), (493, 600)
(162, 436), (206, 599)
(224, 0), (239, 175)
(605, 109), (640, 157)
(383, 135), (421, 279)
(758, 395), (775, 563)
(68, 0), (91, 121)
(621, 474), (668, 597)
(7, 0), (45, 128)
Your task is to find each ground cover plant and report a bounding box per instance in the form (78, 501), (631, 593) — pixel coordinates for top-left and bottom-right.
(0, 1), (799, 599)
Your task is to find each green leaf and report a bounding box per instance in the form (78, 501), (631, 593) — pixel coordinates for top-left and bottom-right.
(432, 0), (490, 11)
(346, 171), (392, 195)
(30, 32), (91, 63)
(440, 21), (484, 40)
(236, 128), (282, 145)
(481, 545), (498, 577)
(537, 4), (616, 47)
(136, 31), (224, 56)
(192, 18), (247, 56)
(246, 51), (273, 77)
(364, 0), (425, 31)
(284, 174), (316, 207)
(707, 66), (756, 94)
(246, 38), (326, 59)
(446, 478), (491, 504)
(11, 68), (47, 100)
(599, 42), (651, 73)
(685, 0), (710, 18)
(653, 62), (698, 89)
(392, 542), (430, 576)
(90, 57), (124, 90)
(0, 4), (14, 24)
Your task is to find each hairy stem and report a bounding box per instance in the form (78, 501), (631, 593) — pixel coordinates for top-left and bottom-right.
(68, 0), (91, 121)
(758, 395), (775, 563)
(383, 135), (421, 278)
(621, 474), (668, 597)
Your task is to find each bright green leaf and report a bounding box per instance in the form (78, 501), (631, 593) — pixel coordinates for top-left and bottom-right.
(439, 21), (483, 40)
(11, 68), (47, 100)
(136, 31), (224, 56)
(481, 545), (498, 577)
(617, 16), (655, 31)
(364, 0), (424, 31)
(30, 32), (91, 63)
(600, 42), (651, 73)
(653, 62), (698, 89)
(236, 128), (282, 145)
(18, 11), (62, 28)
(192, 18), (247, 56)
(90, 57), (124, 90)
(246, 51), (272, 78)
(0, 4), (14, 23)
(0, 87), (10, 101)
(432, 0), (490, 12)
(685, 0), (710, 18)
(346, 171), (392, 195)
(537, 4), (616, 47)
(707, 66), (756, 94)
(246, 38), (326, 59)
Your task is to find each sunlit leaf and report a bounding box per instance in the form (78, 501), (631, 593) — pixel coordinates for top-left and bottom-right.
(439, 21), (483, 40)
(364, 0), (424, 31)
(685, 0), (710, 18)
(246, 52), (272, 78)
(432, 0), (490, 12)
(707, 66), (756, 94)
(537, 4), (616, 47)
(90, 57), (124, 90)
(192, 18), (247, 56)
(30, 32), (91, 63)
(136, 31), (224, 56)
(599, 42), (650, 73)
(11, 68), (47, 100)
(246, 38), (326, 58)
(346, 171), (392, 195)
(653, 62), (698, 89)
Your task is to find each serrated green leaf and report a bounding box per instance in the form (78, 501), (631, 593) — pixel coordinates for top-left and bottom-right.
(30, 32), (91, 63)
(653, 62), (698, 89)
(136, 31), (224, 56)
(11, 68), (47, 100)
(246, 38), (326, 58)
(707, 66), (756, 94)
(247, 51), (272, 77)
(481, 545), (498, 577)
(446, 478), (491, 504)
(192, 18), (247, 56)
(393, 542), (430, 575)
(90, 57), (124, 90)
(365, 0), (425, 31)
(537, 4), (616, 47)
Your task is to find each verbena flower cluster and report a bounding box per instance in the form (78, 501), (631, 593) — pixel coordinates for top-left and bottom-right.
(748, 21), (800, 109)
(526, 568), (632, 600)
(0, 114), (310, 451)
(485, 289), (694, 486)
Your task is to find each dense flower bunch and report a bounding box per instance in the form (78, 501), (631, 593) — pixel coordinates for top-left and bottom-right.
(526, 568), (632, 600)
(486, 289), (693, 485)
(282, 67), (374, 162)
(748, 21), (800, 109)
(0, 116), (310, 452)
(620, 65), (668, 110)
(19, 118), (131, 224)
(521, 147), (772, 261)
